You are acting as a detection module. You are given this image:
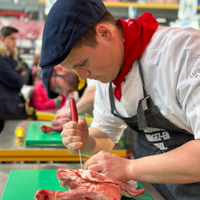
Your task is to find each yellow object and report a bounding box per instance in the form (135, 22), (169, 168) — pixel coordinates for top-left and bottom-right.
(36, 112), (55, 121)
(27, 107), (35, 120)
(36, 111), (93, 123)
(74, 71), (86, 90)
(29, 107), (34, 115)
(15, 127), (25, 139)
(86, 113), (91, 118)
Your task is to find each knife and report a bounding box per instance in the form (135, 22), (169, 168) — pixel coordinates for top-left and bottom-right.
(69, 97), (83, 169)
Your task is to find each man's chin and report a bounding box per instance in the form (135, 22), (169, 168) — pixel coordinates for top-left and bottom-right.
(90, 77), (112, 83)
(97, 79), (112, 84)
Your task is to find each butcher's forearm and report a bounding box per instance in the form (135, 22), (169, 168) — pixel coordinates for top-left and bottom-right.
(77, 99), (94, 115)
(131, 140), (200, 184)
(82, 127), (115, 157)
(77, 85), (95, 115)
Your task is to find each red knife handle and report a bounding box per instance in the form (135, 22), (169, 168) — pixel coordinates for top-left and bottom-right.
(69, 97), (78, 122)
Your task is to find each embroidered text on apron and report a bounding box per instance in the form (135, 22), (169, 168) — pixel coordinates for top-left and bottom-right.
(108, 58), (200, 200)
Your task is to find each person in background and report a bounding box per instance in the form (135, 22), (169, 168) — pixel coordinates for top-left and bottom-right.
(40, 0), (200, 199)
(17, 54), (32, 85)
(54, 79), (96, 120)
(31, 53), (41, 83)
(31, 64), (79, 111)
(0, 26), (26, 133)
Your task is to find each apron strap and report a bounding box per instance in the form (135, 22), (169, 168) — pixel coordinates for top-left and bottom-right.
(109, 58), (156, 129)
(137, 57), (149, 130)
(138, 57), (148, 98)
(109, 82), (124, 117)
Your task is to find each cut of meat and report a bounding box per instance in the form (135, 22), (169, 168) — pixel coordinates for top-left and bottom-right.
(40, 117), (71, 133)
(35, 189), (107, 200)
(35, 168), (145, 200)
(76, 169), (141, 197)
(40, 124), (63, 133)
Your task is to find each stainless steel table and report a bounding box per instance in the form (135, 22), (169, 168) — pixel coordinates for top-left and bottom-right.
(0, 120), (126, 162)
(0, 163), (165, 200)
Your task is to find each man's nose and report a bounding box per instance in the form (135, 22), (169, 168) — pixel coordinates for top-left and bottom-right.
(75, 68), (90, 80)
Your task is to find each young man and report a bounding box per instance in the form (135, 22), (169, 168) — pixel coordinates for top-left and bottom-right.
(40, 0), (200, 199)
(0, 26), (26, 132)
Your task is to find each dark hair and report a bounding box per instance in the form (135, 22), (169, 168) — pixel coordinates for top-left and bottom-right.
(73, 10), (119, 49)
(0, 26), (19, 37)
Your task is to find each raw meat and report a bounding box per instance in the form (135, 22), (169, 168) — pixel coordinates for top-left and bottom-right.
(35, 168), (145, 200)
(40, 124), (63, 133)
(40, 117), (71, 133)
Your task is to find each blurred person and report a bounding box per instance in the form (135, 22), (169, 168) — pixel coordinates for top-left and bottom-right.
(0, 26), (26, 132)
(32, 53), (41, 83)
(54, 79), (96, 121)
(31, 64), (78, 111)
(17, 54), (32, 85)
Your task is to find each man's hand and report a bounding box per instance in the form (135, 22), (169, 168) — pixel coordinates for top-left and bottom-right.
(61, 117), (89, 154)
(56, 106), (71, 119)
(84, 151), (132, 183)
(51, 117), (71, 126)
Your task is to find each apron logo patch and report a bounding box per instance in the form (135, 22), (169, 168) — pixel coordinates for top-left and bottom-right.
(145, 131), (170, 142)
(144, 128), (170, 151)
(153, 142), (168, 150)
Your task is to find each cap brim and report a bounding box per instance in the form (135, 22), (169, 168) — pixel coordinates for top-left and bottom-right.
(42, 67), (59, 99)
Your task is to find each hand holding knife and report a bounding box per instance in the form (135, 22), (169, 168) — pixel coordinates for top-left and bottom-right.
(69, 97), (83, 169)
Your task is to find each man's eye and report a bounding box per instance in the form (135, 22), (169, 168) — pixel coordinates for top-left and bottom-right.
(79, 61), (85, 66)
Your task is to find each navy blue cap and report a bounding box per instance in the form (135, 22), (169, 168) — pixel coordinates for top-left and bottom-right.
(39, 0), (106, 98)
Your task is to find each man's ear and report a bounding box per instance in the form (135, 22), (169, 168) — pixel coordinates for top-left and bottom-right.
(54, 64), (68, 74)
(0, 36), (5, 43)
(95, 24), (113, 41)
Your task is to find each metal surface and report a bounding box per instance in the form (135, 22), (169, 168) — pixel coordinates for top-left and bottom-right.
(0, 163), (165, 200)
(0, 120), (29, 150)
(0, 120), (126, 161)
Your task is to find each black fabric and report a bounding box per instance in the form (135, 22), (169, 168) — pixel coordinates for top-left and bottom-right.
(0, 55), (26, 116)
(0, 120), (4, 133)
(78, 82), (87, 98)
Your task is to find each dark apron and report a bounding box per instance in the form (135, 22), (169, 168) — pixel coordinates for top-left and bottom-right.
(108, 58), (200, 200)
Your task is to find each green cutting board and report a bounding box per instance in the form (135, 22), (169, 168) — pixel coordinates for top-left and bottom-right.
(25, 115), (93, 147)
(1, 170), (153, 200)
(25, 121), (63, 147)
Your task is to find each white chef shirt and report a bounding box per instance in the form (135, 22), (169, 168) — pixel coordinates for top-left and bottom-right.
(86, 79), (96, 87)
(91, 26), (200, 143)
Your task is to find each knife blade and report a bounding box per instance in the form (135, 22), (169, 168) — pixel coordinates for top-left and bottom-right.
(69, 97), (83, 169)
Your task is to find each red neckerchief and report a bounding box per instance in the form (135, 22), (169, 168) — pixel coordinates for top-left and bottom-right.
(112, 12), (159, 101)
